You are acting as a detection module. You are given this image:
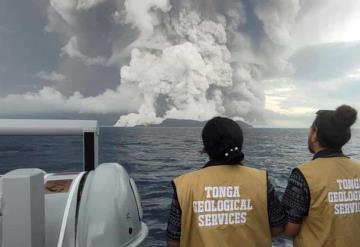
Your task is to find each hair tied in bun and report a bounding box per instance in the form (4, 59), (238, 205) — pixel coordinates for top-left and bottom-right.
(333, 105), (357, 129)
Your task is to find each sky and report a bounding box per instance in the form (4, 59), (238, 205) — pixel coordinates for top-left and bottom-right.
(0, 0), (360, 127)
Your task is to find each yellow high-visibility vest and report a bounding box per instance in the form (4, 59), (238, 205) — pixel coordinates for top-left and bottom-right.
(296, 157), (360, 247)
(174, 164), (271, 247)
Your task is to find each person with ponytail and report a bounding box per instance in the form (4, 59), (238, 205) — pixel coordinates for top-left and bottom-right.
(282, 105), (360, 246)
(166, 117), (286, 247)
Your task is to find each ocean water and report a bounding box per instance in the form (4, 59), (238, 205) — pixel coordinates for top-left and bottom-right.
(0, 127), (359, 246)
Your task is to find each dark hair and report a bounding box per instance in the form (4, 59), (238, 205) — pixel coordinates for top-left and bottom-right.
(202, 117), (244, 164)
(313, 105), (357, 149)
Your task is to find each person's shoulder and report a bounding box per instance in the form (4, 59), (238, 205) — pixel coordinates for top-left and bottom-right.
(297, 158), (333, 178)
(174, 168), (203, 183)
(348, 157), (360, 164)
(346, 157), (360, 169)
(240, 165), (267, 175)
(297, 159), (318, 170)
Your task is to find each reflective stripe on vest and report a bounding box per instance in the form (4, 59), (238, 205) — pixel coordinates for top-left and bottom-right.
(296, 157), (360, 247)
(174, 165), (271, 247)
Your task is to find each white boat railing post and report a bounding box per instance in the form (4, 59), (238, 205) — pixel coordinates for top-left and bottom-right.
(1, 169), (45, 247)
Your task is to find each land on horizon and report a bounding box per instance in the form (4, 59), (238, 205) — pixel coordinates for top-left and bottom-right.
(138, 119), (252, 128)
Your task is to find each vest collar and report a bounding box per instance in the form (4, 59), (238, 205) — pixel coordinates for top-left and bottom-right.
(203, 160), (243, 168)
(312, 149), (347, 160)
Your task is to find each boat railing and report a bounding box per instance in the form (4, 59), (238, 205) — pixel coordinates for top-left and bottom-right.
(0, 119), (99, 171)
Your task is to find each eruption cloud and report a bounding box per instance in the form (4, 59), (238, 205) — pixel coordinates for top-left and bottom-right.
(45, 0), (300, 126)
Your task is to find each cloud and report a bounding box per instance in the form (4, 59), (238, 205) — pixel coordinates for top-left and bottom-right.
(263, 66), (360, 127)
(0, 86), (142, 115)
(34, 0), (300, 126)
(264, 77), (316, 115)
(254, 0), (300, 46)
(36, 70), (67, 82)
(260, 0), (360, 128)
(0, 25), (13, 34)
(1, 0), (301, 126)
(3, 0), (360, 127)
(290, 42), (360, 81)
(123, 0), (171, 39)
(117, 41), (226, 126)
(316, 68), (360, 92)
(61, 37), (106, 66)
(293, 0), (360, 47)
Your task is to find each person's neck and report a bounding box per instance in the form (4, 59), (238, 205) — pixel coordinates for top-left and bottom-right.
(312, 148), (345, 160)
(313, 146), (326, 154)
(313, 144), (327, 154)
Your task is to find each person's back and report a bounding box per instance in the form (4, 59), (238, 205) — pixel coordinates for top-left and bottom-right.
(295, 157), (360, 246)
(175, 165), (270, 247)
(167, 117), (285, 247)
(282, 105), (360, 246)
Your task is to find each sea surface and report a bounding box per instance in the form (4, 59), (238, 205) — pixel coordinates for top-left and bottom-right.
(0, 128), (359, 246)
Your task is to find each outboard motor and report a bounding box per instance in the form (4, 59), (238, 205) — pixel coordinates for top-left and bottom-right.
(0, 120), (148, 247)
(76, 163), (147, 247)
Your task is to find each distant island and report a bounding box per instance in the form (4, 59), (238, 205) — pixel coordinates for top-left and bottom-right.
(137, 119), (252, 128)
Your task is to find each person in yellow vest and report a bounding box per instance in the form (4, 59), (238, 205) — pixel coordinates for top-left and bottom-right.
(282, 105), (360, 246)
(166, 117), (286, 247)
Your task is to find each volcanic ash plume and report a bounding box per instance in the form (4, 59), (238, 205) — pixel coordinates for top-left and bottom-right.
(46, 0), (300, 126)
(117, 9), (233, 126)
(116, 0), (299, 126)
